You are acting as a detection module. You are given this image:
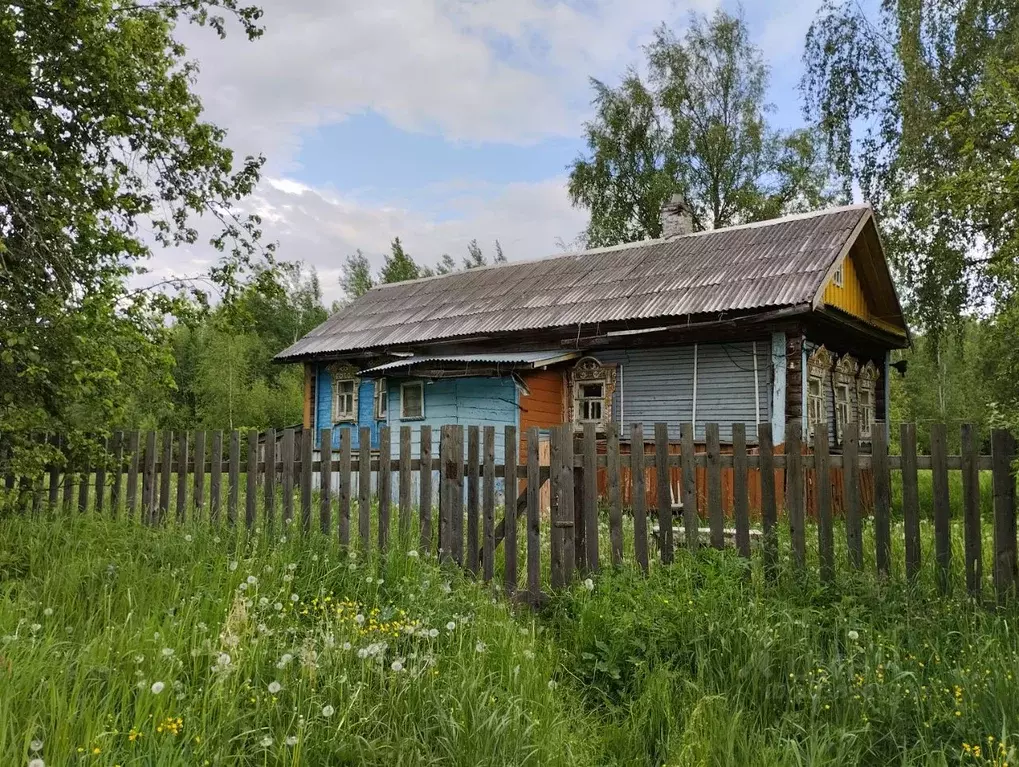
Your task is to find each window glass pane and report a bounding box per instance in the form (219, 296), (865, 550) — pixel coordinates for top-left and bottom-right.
(403, 384), (423, 418)
(581, 383), (603, 399)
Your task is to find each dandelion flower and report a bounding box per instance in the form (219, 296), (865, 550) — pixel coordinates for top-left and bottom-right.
(184, 534), (193, 542)
(848, 630), (860, 641)
(428, 628), (439, 638)
(408, 550), (419, 558)
(29, 759), (45, 767)
(475, 641), (487, 653)
(29, 624), (41, 633)
(161, 648), (174, 658)
(247, 575), (257, 585)
(228, 561), (238, 572)
(322, 704), (335, 717)
(446, 621), (456, 631)
(150, 681), (165, 694)
(238, 582), (248, 592)
(268, 681), (282, 694)
(260, 736), (273, 747)
(29, 739), (43, 753)
(290, 593), (299, 603)
(547, 679), (558, 690)
(391, 659), (404, 672)
(42, 608), (53, 617)
(354, 614), (365, 625)
(583, 578), (594, 591)
(285, 735), (298, 746)
(273, 602), (283, 611)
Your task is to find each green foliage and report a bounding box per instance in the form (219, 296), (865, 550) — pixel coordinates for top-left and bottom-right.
(0, 0), (276, 461)
(379, 237), (421, 284)
(569, 9), (841, 247)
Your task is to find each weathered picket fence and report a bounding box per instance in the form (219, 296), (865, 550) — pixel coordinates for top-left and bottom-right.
(2, 420), (1018, 604)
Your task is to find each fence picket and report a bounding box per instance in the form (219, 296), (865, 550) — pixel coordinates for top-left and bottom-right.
(246, 430), (258, 529)
(320, 428), (332, 535)
(583, 422), (599, 573)
(378, 426), (392, 549)
(732, 423), (750, 559)
(357, 427), (372, 549)
(844, 422), (862, 570)
(681, 423), (697, 552)
(78, 449), (90, 514)
(504, 425), (518, 592)
(991, 429), (1017, 604)
(466, 425), (480, 575)
(193, 430), (206, 520)
(301, 428), (313, 535)
(63, 441), (75, 514)
(561, 425), (576, 585)
(110, 431), (124, 518)
(606, 422), (623, 565)
(706, 423), (723, 550)
(209, 431), (223, 525)
(654, 422), (673, 563)
(144, 430), (157, 523)
(227, 430), (240, 526)
(94, 436), (107, 516)
(931, 422), (951, 593)
(630, 424), (649, 573)
(758, 423), (776, 573)
(900, 423), (921, 579)
(526, 426), (541, 602)
(263, 428), (276, 535)
(449, 426), (465, 565)
(338, 429), (352, 547)
(483, 425), (496, 582)
(282, 428), (295, 525)
(439, 426), (451, 561)
(419, 426), (432, 554)
(549, 426), (563, 588)
(961, 424), (981, 597)
(399, 426), (411, 539)
(177, 431), (189, 524)
(159, 430), (172, 523)
(873, 423), (891, 577)
(814, 423), (834, 582)
(47, 435), (61, 512)
(785, 421), (805, 568)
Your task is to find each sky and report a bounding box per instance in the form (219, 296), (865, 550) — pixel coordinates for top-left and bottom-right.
(168, 0), (828, 303)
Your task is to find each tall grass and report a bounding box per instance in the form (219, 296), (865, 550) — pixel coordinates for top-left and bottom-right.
(2, 513), (1018, 765)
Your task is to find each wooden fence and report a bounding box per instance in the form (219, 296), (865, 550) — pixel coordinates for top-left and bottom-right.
(2, 421), (1017, 604)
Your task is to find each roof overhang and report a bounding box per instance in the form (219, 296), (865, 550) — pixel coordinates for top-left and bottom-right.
(358, 351), (580, 376)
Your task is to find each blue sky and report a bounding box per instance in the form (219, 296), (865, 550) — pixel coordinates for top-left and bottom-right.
(170, 0), (829, 301)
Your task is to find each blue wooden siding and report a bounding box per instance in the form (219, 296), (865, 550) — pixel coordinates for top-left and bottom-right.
(315, 366), (381, 450)
(598, 341), (771, 442)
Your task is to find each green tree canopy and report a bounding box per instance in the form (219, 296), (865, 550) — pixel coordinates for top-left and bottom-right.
(569, 9), (840, 247)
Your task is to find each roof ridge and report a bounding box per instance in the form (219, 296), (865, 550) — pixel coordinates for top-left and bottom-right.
(368, 203), (872, 293)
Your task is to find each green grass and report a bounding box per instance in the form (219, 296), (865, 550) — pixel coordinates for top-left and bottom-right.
(2, 513), (1019, 766)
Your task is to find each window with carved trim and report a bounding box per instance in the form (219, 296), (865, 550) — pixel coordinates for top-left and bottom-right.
(857, 361), (880, 440)
(806, 345), (833, 439)
(834, 354), (859, 443)
(333, 379), (356, 422)
(374, 378), (388, 420)
(835, 382), (851, 442)
(568, 356), (616, 428)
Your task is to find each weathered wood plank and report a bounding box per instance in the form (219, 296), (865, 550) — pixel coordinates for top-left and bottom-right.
(282, 428), (295, 525)
(466, 425), (480, 575)
(192, 430), (206, 520)
(900, 423), (921, 579)
(732, 423), (750, 559)
(450, 426), (465, 565)
(176, 431), (189, 523)
(630, 423), (649, 573)
(561, 424), (576, 585)
(209, 430), (223, 525)
(844, 422), (862, 570)
(813, 423), (833, 582)
(300, 428), (313, 534)
(48, 434), (62, 512)
(320, 428), (332, 535)
(583, 422), (599, 574)
(110, 431), (124, 519)
(991, 429), (1017, 605)
(762, 421), (774, 578)
(549, 426), (563, 588)
(338, 429), (352, 547)
(94, 435), (108, 516)
(482, 425), (496, 582)
(961, 423), (981, 597)
(419, 425), (432, 554)
(227, 430), (240, 526)
(785, 421), (805, 568)
(159, 430), (172, 522)
(654, 422), (673, 563)
(681, 422), (698, 552)
(263, 428), (276, 535)
(872, 423), (891, 577)
(378, 426), (391, 550)
(931, 422), (951, 593)
(144, 430), (158, 523)
(706, 423), (723, 550)
(63, 439), (76, 515)
(126, 431), (141, 520)
(77, 449), (90, 514)
(606, 422), (623, 565)
(503, 425), (518, 592)
(526, 426), (541, 602)
(246, 430), (258, 529)
(439, 425), (452, 561)
(399, 426), (411, 539)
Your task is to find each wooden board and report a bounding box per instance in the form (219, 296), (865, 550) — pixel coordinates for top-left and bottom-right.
(900, 423), (921, 579)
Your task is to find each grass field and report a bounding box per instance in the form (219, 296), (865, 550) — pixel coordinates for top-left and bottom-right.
(1, 513), (1018, 766)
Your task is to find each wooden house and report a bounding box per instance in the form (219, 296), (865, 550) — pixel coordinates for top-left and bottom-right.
(276, 200), (909, 486)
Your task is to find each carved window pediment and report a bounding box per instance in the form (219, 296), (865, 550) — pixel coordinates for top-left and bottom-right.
(568, 356), (616, 428)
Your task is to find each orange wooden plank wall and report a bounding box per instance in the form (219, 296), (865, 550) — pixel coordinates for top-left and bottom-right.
(519, 369), (564, 456)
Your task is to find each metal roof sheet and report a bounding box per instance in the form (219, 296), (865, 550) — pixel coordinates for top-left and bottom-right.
(360, 351), (579, 374)
(277, 205), (871, 360)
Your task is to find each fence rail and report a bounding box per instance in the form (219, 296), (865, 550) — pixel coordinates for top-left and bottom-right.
(2, 421), (1017, 604)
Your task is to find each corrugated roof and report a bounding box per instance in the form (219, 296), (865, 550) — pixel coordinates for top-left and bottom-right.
(277, 205), (871, 360)
(360, 351), (579, 374)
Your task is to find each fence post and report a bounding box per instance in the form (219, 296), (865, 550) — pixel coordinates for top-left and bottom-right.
(526, 426), (541, 601)
(549, 426), (564, 588)
(785, 420), (805, 569)
(227, 430), (239, 527)
(630, 424), (649, 573)
(338, 429), (351, 547)
(706, 423), (723, 550)
(872, 422), (891, 578)
(399, 426), (411, 540)
(245, 430), (258, 529)
(144, 430), (157, 523)
(681, 423), (698, 552)
(900, 423), (921, 580)
(419, 425), (432, 554)
(78, 446), (91, 514)
(320, 427), (332, 535)
(759, 423), (778, 581)
(813, 423), (833, 583)
(466, 425), (480, 575)
(47, 434), (61, 513)
(451, 426), (465, 565)
(732, 423), (750, 559)
(378, 426), (391, 549)
(439, 426), (451, 561)
(844, 422), (862, 570)
(94, 435), (108, 516)
(503, 425), (518, 592)
(961, 424), (982, 597)
(606, 422), (623, 566)
(110, 431), (125, 518)
(358, 427), (371, 550)
(300, 428), (313, 535)
(930, 422), (951, 594)
(176, 431), (189, 524)
(263, 428), (276, 536)
(282, 428), (295, 525)
(583, 422), (599, 574)
(193, 430), (206, 521)
(209, 430), (222, 525)
(482, 425), (496, 582)
(654, 422), (673, 563)
(991, 429), (1017, 605)
(159, 430), (172, 523)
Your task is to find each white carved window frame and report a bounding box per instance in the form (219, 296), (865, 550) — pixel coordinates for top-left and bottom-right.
(329, 363), (360, 423)
(567, 356), (616, 429)
(857, 361), (880, 441)
(834, 354), (859, 443)
(806, 345), (832, 439)
(374, 377), (388, 421)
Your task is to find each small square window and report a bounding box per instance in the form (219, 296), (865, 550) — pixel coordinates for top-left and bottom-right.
(832, 264), (844, 288)
(333, 378), (356, 421)
(577, 382), (604, 423)
(401, 381), (424, 420)
(375, 378), (388, 420)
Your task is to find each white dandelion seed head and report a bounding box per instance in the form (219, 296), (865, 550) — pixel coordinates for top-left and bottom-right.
(42, 608), (53, 617)
(311, 554), (319, 562)
(848, 630), (860, 641)
(354, 614), (365, 625)
(547, 679), (558, 690)
(216, 652), (232, 667)
(228, 561), (238, 572)
(150, 681), (165, 694)
(407, 550), (419, 558)
(377, 578), (384, 585)
(475, 641), (487, 653)
(260, 736), (273, 748)
(268, 681), (281, 694)
(29, 739), (43, 752)
(29, 624), (41, 633)
(428, 628), (439, 638)
(134, 655), (145, 664)
(246, 575), (257, 585)
(29, 759), (44, 767)
(446, 621), (456, 631)
(161, 648), (174, 657)
(365, 576), (373, 584)
(287, 563), (297, 571)
(274, 602), (283, 611)
(184, 534), (193, 542)
(322, 704), (335, 717)
(391, 659), (404, 672)
(289, 593), (299, 603)
(285, 735), (298, 746)
(238, 582), (248, 591)
(342, 641), (352, 651)
(259, 597), (269, 607)
(583, 578), (594, 591)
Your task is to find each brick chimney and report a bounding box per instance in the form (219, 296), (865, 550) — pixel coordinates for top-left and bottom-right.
(661, 193), (694, 238)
